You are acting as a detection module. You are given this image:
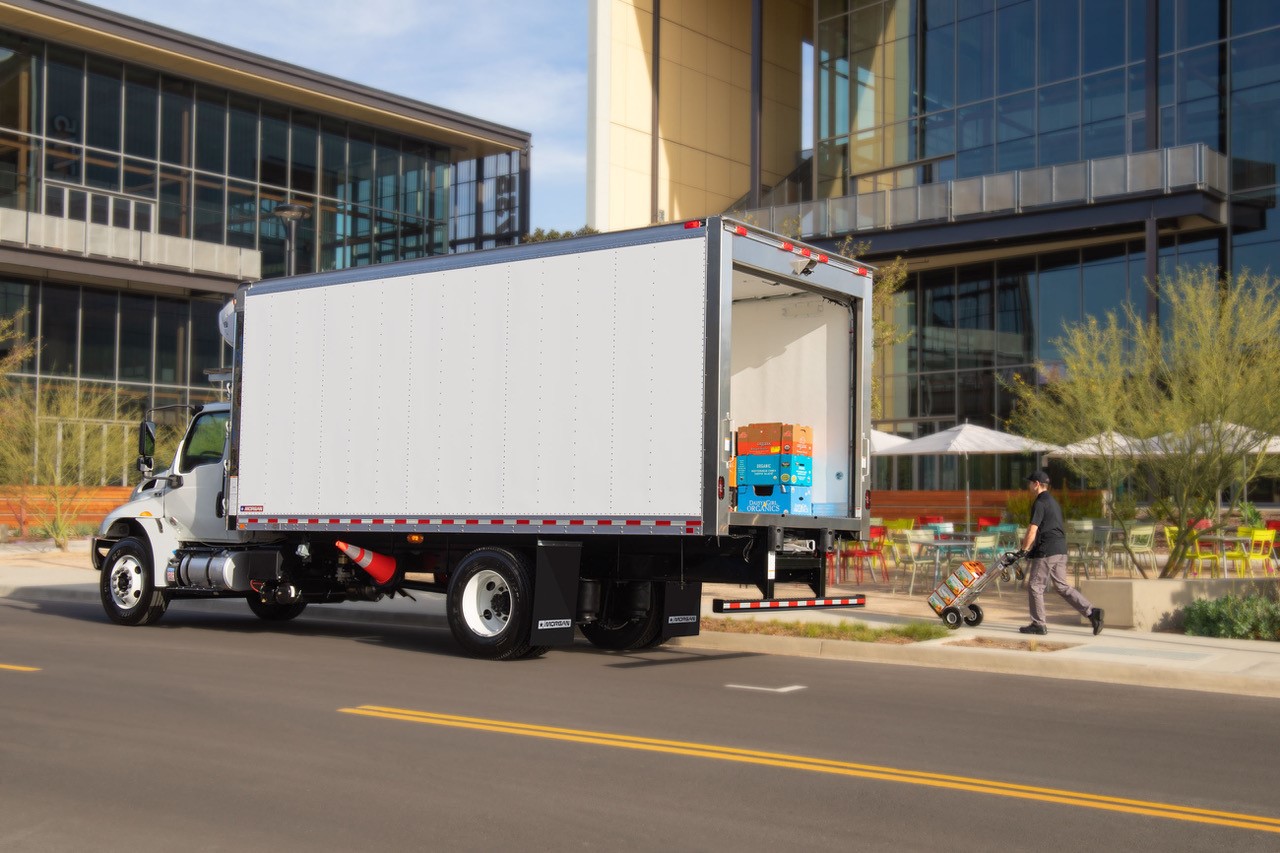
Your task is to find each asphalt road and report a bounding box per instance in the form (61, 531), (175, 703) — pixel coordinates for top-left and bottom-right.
(3, 597), (1279, 852)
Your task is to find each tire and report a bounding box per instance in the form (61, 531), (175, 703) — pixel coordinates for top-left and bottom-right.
(580, 582), (663, 650)
(446, 547), (537, 660)
(246, 597), (308, 621)
(940, 606), (963, 630)
(963, 603), (984, 627)
(100, 537), (168, 626)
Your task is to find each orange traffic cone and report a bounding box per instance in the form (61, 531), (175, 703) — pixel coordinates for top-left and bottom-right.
(334, 540), (396, 585)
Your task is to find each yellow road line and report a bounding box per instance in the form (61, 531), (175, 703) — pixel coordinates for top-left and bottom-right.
(0, 663), (40, 672)
(339, 705), (1280, 835)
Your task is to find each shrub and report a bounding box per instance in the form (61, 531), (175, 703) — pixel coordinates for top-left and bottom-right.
(1183, 594), (1280, 641)
(1060, 492), (1103, 520)
(1006, 492), (1032, 526)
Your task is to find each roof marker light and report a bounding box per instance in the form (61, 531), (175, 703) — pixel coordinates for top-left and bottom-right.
(781, 241), (794, 252)
(734, 225), (748, 236)
(684, 220), (704, 229)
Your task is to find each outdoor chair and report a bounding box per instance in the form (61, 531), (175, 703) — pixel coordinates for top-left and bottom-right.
(890, 530), (931, 596)
(1224, 528), (1275, 577)
(1108, 524), (1156, 577)
(1163, 526), (1220, 578)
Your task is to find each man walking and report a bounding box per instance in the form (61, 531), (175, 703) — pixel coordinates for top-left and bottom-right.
(1016, 470), (1104, 635)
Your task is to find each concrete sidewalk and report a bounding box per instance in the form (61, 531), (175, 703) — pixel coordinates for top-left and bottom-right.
(4, 540), (1280, 699)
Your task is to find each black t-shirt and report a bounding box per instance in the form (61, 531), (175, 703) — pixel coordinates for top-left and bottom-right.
(1028, 490), (1068, 558)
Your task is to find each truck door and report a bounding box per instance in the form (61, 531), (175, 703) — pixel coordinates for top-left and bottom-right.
(165, 410), (238, 543)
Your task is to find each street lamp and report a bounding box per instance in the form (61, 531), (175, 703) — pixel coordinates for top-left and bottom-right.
(271, 202), (310, 277)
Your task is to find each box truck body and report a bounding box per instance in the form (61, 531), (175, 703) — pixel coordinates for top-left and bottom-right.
(93, 218), (874, 659)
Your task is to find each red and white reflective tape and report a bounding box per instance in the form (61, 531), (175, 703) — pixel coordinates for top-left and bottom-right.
(241, 516), (703, 532)
(712, 596), (866, 613)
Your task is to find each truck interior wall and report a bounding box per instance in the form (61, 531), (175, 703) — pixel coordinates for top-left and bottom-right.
(729, 293), (852, 512)
(236, 237), (711, 518)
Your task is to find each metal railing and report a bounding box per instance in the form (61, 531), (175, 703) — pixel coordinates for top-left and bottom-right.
(741, 144), (1228, 240)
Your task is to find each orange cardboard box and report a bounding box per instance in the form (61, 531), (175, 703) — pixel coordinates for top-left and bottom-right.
(737, 422), (813, 456)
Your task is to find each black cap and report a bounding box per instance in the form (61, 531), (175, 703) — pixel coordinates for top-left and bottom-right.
(1024, 470), (1050, 485)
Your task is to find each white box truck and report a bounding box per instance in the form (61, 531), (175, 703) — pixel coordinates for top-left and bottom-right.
(92, 218), (873, 659)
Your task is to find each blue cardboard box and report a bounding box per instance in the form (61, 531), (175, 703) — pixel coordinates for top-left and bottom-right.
(736, 454), (812, 486)
(736, 484), (813, 515)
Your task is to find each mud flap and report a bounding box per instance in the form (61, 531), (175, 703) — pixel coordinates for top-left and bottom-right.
(529, 540), (580, 646)
(660, 580), (703, 640)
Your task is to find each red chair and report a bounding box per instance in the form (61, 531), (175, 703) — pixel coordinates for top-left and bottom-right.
(977, 515), (1001, 530)
(917, 514), (945, 526)
(845, 530), (889, 584)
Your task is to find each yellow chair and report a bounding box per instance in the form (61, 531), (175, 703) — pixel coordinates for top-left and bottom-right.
(1108, 525), (1156, 577)
(1224, 528), (1275, 577)
(1163, 526), (1219, 578)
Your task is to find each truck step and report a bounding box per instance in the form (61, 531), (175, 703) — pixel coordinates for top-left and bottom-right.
(711, 595), (866, 613)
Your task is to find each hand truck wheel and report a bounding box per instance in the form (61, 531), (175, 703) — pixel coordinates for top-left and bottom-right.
(941, 606), (963, 630)
(962, 603), (984, 627)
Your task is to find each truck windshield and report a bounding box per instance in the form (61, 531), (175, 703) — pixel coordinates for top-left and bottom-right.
(180, 411), (229, 471)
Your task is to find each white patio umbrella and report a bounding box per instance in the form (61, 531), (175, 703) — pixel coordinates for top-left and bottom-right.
(1048, 430), (1141, 458)
(874, 423), (1061, 529)
(870, 429), (911, 454)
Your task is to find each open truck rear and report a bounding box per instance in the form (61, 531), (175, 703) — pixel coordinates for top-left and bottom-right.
(93, 217), (873, 659)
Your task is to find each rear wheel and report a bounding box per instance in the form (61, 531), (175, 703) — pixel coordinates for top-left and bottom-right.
(580, 582), (664, 650)
(100, 537), (168, 626)
(940, 606), (963, 630)
(446, 548), (537, 660)
(963, 603), (984, 627)
(246, 597), (308, 621)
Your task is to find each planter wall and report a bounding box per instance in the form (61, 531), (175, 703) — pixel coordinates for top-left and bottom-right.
(1079, 578), (1280, 631)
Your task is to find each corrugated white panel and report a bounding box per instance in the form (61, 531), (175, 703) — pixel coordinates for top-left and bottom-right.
(237, 238), (708, 517)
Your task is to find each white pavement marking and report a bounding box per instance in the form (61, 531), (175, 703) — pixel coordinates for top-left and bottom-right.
(725, 684), (807, 693)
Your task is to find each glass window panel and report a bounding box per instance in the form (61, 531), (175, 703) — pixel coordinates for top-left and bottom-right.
(925, 0), (954, 28)
(194, 88), (227, 174)
(924, 24), (955, 111)
(189, 300), (223, 385)
(84, 150), (120, 191)
(375, 137), (399, 213)
(1127, 0), (1146, 63)
(0, 33), (40, 135)
(920, 372), (957, 417)
(1038, 80), (1079, 132)
(1037, 251), (1081, 363)
(123, 157), (156, 196)
(1233, 0), (1280, 35)
(85, 58), (121, 152)
(957, 100), (995, 149)
(226, 181), (256, 249)
(401, 145), (428, 219)
(317, 197), (346, 271)
(957, 370), (996, 424)
(1038, 0), (1079, 84)
(117, 292), (152, 382)
(1177, 0), (1222, 49)
(1178, 44), (1222, 104)
(0, 279), (33, 372)
(160, 77), (192, 166)
(1083, 68), (1125, 122)
(193, 174), (224, 244)
(1082, 0), (1125, 73)
(1082, 117), (1126, 158)
(259, 103), (288, 188)
(80, 289), (116, 379)
(956, 264), (995, 369)
(996, 258), (1034, 365)
(1038, 127), (1079, 165)
(956, 13), (995, 104)
(956, 145), (994, 176)
(158, 169), (190, 238)
(227, 95), (258, 181)
(1082, 244), (1129, 323)
(922, 110), (955, 157)
(959, 0), (993, 18)
(257, 190), (287, 278)
(1160, 0), (1175, 54)
(46, 47), (83, 146)
(112, 196), (129, 228)
(67, 189), (86, 221)
(320, 119), (346, 198)
(349, 204), (372, 266)
(997, 135), (1036, 170)
(997, 1), (1035, 94)
(40, 284), (79, 376)
(1177, 97), (1221, 148)
(348, 128), (373, 205)
(291, 195), (316, 275)
(997, 91), (1034, 140)
(291, 112), (317, 193)
(920, 269), (957, 372)
(134, 202), (151, 233)
(850, 47), (877, 132)
(90, 193), (109, 225)
(0, 132), (36, 211)
(884, 119), (913, 166)
(154, 298), (188, 385)
(123, 68), (157, 159)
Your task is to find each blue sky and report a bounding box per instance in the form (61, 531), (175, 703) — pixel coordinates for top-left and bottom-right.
(89, 0), (590, 230)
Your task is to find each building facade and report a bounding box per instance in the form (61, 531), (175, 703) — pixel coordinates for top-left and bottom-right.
(589, 0), (1280, 492)
(0, 0), (529, 483)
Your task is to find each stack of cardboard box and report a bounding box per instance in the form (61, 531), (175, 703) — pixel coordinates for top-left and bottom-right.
(734, 422), (813, 515)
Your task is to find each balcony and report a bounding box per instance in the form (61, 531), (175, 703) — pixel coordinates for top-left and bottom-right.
(741, 144), (1229, 242)
(0, 206), (261, 282)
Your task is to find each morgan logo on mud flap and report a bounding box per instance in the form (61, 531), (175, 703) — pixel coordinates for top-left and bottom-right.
(537, 619), (572, 630)
(668, 614), (698, 624)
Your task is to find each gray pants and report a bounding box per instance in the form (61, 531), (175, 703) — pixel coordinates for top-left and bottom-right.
(1027, 554), (1092, 626)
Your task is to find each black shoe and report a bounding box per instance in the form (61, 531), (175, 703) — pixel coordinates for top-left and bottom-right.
(1019, 623), (1048, 635)
(1089, 608), (1104, 635)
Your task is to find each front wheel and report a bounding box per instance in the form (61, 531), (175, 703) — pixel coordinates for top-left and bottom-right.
(940, 606), (963, 630)
(446, 548), (537, 660)
(100, 537), (168, 626)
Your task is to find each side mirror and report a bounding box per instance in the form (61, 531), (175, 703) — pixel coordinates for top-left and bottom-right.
(135, 455), (153, 475)
(138, 421), (156, 457)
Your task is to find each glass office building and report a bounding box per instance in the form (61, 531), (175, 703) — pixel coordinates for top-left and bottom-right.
(736, 0), (1280, 490)
(0, 0), (529, 466)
